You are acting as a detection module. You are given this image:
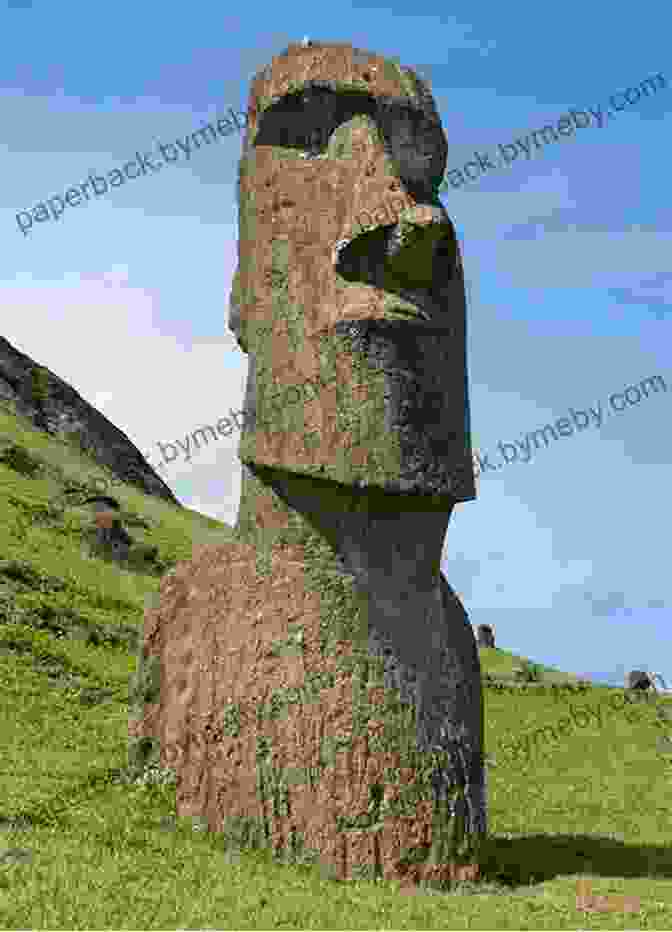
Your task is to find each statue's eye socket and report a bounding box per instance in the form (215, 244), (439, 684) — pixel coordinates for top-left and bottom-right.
(254, 89), (382, 154)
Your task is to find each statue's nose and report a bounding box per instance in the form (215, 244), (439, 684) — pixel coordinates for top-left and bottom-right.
(334, 204), (456, 288)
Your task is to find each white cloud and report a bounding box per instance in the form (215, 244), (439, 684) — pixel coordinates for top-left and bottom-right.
(3, 265), (247, 509)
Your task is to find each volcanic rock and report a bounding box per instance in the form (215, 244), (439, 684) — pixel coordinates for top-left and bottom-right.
(128, 40), (485, 891)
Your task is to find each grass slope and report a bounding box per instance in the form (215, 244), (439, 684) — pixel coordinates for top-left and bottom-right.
(1, 402), (671, 929)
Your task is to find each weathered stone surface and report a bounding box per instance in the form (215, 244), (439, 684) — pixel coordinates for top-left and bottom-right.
(476, 625), (495, 648)
(128, 494), (485, 886)
(0, 335), (179, 506)
(231, 41), (475, 500)
(129, 40), (485, 890)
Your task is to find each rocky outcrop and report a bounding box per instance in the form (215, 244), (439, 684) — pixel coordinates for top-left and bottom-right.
(0, 335), (180, 507)
(476, 625), (495, 648)
(128, 40), (484, 892)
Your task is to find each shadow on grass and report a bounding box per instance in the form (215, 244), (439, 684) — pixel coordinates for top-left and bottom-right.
(480, 832), (672, 887)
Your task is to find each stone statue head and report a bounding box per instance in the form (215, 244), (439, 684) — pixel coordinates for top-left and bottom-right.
(228, 41), (476, 503)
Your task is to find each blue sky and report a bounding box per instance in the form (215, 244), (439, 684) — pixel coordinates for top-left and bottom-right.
(2, 0), (670, 687)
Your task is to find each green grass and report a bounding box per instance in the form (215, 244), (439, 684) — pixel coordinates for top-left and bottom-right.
(1, 399), (671, 929)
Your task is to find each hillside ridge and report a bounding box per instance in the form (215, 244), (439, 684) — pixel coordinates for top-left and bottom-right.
(0, 334), (179, 507)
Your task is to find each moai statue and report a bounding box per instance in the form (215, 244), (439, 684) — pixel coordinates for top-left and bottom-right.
(84, 496), (133, 563)
(626, 670), (653, 691)
(129, 41), (485, 891)
(477, 625), (495, 649)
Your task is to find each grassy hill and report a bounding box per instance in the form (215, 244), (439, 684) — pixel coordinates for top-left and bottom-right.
(1, 401), (671, 929)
